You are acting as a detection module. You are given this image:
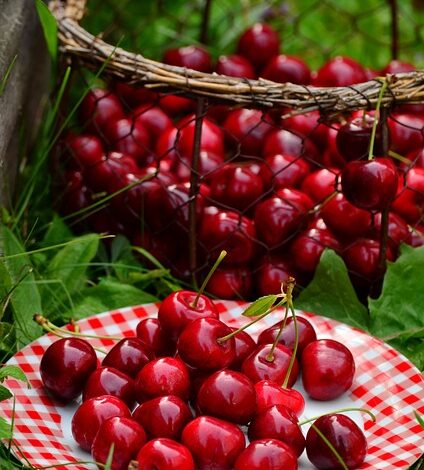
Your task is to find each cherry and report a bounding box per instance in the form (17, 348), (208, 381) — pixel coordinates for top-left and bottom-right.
(64, 134), (104, 169)
(83, 367), (135, 407)
(91, 416), (147, 470)
(248, 405), (305, 457)
(388, 113), (424, 155)
(79, 88), (124, 131)
(259, 154), (310, 190)
(197, 369), (256, 425)
(237, 23), (280, 71)
(216, 54), (256, 78)
(234, 439), (297, 470)
(40, 337), (97, 401)
(306, 414), (367, 469)
(372, 212), (409, 250)
(135, 318), (175, 357)
(229, 329), (257, 370)
(262, 128), (319, 163)
(290, 228), (341, 273)
(137, 438), (195, 470)
(102, 337), (153, 379)
(159, 94), (194, 115)
(157, 290), (219, 340)
(407, 225), (424, 247)
(258, 316), (317, 356)
(282, 111), (321, 142)
(391, 167), (424, 224)
(275, 187), (314, 212)
(209, 163), (264, 211)
(134, 357), (191, 402)
(198, 207), (257, 265)
(262, 55), (311, 84)
(172, 150), (224, 182)
(177, 115), (224, 157)
(223, 109), (273, 157)
(181, 416), (246, 470)
(206, 267), (252, 300)
(71, 395), (130, 451)
(301, 339), (355, 401)
(59, 170), (92, 216)
(132, 104), (173, 139)
(321, 193), (372, 240)
(300, 168), (339, 203)
(177, 317), (235, 371)
(255, 255), (294, 296)
(163, 45), (212, 73)
(114, 82), (157, 107)
(313, 56), (367, 87)
(241, 343), (299, 387)
(254, 380), (305, 416)
(132, 395), (193, 440)
(381, 60), (415, 74)
(341, 157), (398, 211)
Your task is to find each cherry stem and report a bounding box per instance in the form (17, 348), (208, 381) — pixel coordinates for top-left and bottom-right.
(299, 407), (376, 426)
(368, 77), (389, 161)
(309, 423), (349, 470)
(216, 296), (287, 343)
(309, 190), (337, 215)
(191, 250), (227, 308)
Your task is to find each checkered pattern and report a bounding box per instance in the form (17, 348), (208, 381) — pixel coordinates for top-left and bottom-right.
(1, 301), (423, 469)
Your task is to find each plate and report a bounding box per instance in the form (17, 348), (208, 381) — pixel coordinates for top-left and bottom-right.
(1, 301), (423, 470)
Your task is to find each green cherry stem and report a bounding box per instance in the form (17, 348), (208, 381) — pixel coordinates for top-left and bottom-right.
(191, 250), (227, 308)
(368, 77), (389, 161)
(309, 423), (349, 470)
(299, 407), (376, 426)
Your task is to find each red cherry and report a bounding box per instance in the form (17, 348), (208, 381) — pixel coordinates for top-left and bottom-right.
(83, 367), (135, 407)
(71, 395), (130, 451)
(255, 255), (294, 296)
(301, 339), (355, 401)
(64, 134), (104, 169)
(282, 111), (321, 142)
(234, 439), (297, 470)
(206, 267), (252, 300)
(159, 94), (194, 115)
(182, 416), (246, 470)
(381, 60), (415, 74)
(197, 369), (256, 424)
(237, 23), (280, 70)
(257, 316), (317, 356)
(163, 45), (212, 72)
(274, 187), (314, 212)
(241, 343), (299, 387)
(91, 416), (147, 470)
(216, 54), (256, 78)
(372, 212), (409, 250)
(40, 338), (97, 401)
(229, 329), (257, 370)
(134, 357), (191, 402)
(114, 82), (157, 107)
(172, 150), (224, 182)
(254, 380), (305, 416)
(263, 128), (320, 163)
(157, 290), (219, 340)
(132, 105), (173, 139)
(301, 168), (339, 203)
(248, 405), (305, 457)
(79, 88), (124, 131)
(391, 167), (424, 224)
(136, 318), (175, 357)
(178, 115), (224, 157)
(262, 55), (311, 85)
(177, 317), (235, 371)
(313, 56), (367, 86)
(388, 113), (424, 154)
(132, 395), (193, 440)
(137, 438), (195, 470)
(260, 154), (310, 190)
(306, 414), (367, 469)
(102, 338), (153, 379)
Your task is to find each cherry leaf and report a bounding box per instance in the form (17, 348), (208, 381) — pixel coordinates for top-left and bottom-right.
(0, 416), (12, 440)
(0, 365), (28, 384)
(242, 294), (279, 317)
(0, 385), (12, 402)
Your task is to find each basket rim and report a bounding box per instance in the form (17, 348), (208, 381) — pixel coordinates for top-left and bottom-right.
(49, 0), (424, 114)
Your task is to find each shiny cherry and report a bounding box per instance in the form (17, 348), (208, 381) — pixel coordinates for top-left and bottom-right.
(300, 168), (339, 203)
(64, 134), (104, 169)
(313, 56), (367, 87)
(388, 113), (424, 154)
(260, 154), (310, 190)
(177, 115), (224, 157)
(263, 128), (319, 163)
(255, 255), (295, 296)
(135, 317), (175, 357)
(372, 211), (409, 250)
(391, 167), (424, 224)
(381, 60), (415, 74)
(254, 380), (305, 416)
(206, 267), (252, 300)
(79, 88), (124, 131)
(262, 55), (311, 84)
(216, 54), (256, 78)
(137, 438), (195, 470)
(234, 439), (297, 470)
(237, 23), (280, 70)
(132, 104), (173, 139)
(229, 329), (257, 370)
(163, 45), (212, 72)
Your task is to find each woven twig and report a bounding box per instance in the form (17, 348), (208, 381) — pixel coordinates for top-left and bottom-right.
(49, 0), (424, 114)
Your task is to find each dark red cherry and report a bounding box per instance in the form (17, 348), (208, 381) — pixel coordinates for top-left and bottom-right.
(83, 367), (135, 407)
(263, 128), (320, 163)
(301, 339), (355, 401)
(262, 55), (311, 85)
(172, 150), (224, 182)
(197, 369), (256, 424)
(157, 290), (219, 340)
(135, 318), (175, 357)
(159, 94), (194, 115)
(134, 357), (191, 402)
(102, 338), (153, 379)
(306, 414), (367, 470)
(177, 115), (224, 157)
(254, 380), (305, 416)
(182, 416), (246, 470)
(391, 167), (424, 224)
(91, 416), (147, 470)
(341, 157), (398, 211)
(71, 395), (130, 451)
(255, 255), (294, 296)
(259, 154), (310, 190)
(216, 54), (256, 78)
(388, 113), (424, 155)
(64, 134), (104, 169)
(114, 82), (157, 107)
(248, 405), (305, 457)
(206, 267), (252, 300)
(275, 187), (314, 212)
(132, 395), (193, 440)
(177, 317), (235, 371)
(237, 23), (280, 70)
(163, 45), (212, 73)
(79, 88), (125, 131)
(132, 104), (173, 139)
(282, 111), (321, 142)
(381, 60), (415, 74)
(241, 343), (299, 387)
(313, 56), (367, 87)
(40, 338), (97, 401)
(137, 438), (195, 470)
(229, 329), (257, 370)
(372, 212), (409, 250)
(301, 168), (339, 203)
(258, 316), (317, 356)
(234, 439), (297, 470)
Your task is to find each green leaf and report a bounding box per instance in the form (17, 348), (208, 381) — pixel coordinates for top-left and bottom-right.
(0, 366), (28, 384)
(387, 338), (424, 372)
(415, 412), (424, 429)
(41, 214), (73, 248)
(0, 417), (12, 440)
(0, 385), (12, 402)
(369, 245), (424, 339)
(242, 295), (279, 317)
(0, 323), (15, 354)
(35, 0), (57, 62)
(0, 225), (42, 346)
(296, 250), (369, 330)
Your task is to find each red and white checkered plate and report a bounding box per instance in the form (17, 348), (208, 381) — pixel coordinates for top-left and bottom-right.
(1, 301), (423, 469)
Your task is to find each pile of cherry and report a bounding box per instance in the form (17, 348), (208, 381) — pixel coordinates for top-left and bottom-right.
(61, 22), (424, 299)
(39, 287), (368, 470)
